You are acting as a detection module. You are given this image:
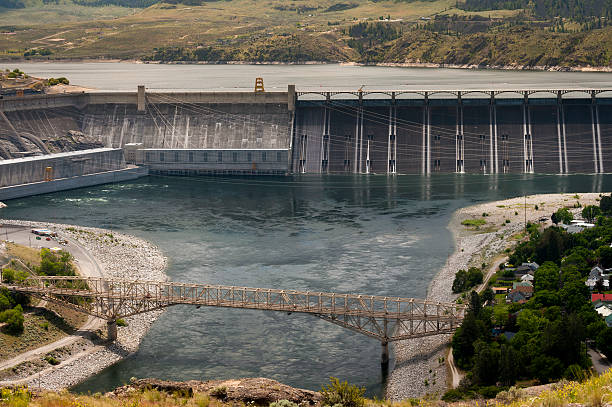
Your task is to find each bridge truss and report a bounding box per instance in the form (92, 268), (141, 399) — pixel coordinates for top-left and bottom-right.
(2, 275), (465, 364)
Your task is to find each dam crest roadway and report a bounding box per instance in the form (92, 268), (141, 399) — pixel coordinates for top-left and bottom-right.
(1, 274), (466, 366)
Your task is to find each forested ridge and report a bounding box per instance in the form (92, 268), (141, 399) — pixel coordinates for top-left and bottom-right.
(458, 0), (612, 19)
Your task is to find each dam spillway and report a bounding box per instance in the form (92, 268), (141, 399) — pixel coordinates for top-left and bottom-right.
(0, 87), (610, 175)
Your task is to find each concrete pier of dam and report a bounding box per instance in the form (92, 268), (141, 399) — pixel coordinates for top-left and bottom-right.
(0, 86), (610, 178)
(0, 148), (147, 200)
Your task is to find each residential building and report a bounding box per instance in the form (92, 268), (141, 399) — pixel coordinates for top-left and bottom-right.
(592, 293), (612, 303)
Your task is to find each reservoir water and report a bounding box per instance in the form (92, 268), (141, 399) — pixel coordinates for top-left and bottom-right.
(6, 62), (612, 91)
(2, 174), (612, 395)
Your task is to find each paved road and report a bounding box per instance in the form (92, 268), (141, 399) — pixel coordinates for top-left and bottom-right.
(589, 348), (612, 375)
(446, 254), (507, 388)
(0, 223), (105, 374)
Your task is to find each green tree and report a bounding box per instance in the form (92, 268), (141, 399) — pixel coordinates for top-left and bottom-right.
(536, 228), (565, 264)
(596, 327), (612, 359)
(597, 246), (612, 269)
(554, 208), (574, 225)
(1, 268), (28, 284)
(471, 341), (500, 386)
(36, 249), (75, 276)
(534, 261), (559, 292)
(499, 344), (520, 386)
(599, 195), (612, 215)
(0, 304), (24, 334)
(481, 287), (494, 304)
(452, 269), (468, 293)
(530, 354), (563, 383)
(582, 205), (601, 223)
(559, 280), (590, 313)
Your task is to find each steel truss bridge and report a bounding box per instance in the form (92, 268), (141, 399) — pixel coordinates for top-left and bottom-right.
(1, 275), (466, 364)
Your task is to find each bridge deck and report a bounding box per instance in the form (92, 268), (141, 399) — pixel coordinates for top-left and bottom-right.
(2, 276), (465, 346)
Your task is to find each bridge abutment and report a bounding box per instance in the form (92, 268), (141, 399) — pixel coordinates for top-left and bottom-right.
(107, 320), (118, 341)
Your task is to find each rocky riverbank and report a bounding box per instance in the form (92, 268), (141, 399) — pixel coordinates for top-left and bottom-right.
(0, 219), (168, 390)
(385, 192), (606, 401)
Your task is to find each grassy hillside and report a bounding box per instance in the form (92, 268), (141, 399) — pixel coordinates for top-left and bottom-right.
(1, 370), (612, 407)
(0, 0), (609, 66)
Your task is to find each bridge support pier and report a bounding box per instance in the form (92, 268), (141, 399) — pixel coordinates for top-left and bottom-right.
(107, 320), (118, 342)
(381, 341), (389, 367)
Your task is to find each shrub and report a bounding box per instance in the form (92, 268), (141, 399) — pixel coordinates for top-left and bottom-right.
(116, 318), (127, 327)
(269, 400), (298, 407)
(209, 386), (227, 399)
(194, 393), (210, 407)
(320, 377), (365, 407)
(0, 304), (24, 334)
(45, 355), (60, 365)
(36, 248), (75, 276)
(1, 268), (28, 284)
(461, 219), (486, 228)
(442, 388), (471, 402)
(582, 205), (601, 223)
(0, 387), (31, 407)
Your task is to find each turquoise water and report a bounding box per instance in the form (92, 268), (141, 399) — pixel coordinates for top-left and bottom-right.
(1, 174), (611, 395)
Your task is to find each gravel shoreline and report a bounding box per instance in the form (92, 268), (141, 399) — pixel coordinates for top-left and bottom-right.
(385, 192), (607, 401)
(0, 219), (168, 390)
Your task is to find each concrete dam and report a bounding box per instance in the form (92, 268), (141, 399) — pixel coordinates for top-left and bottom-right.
(0, 86), (610, 177)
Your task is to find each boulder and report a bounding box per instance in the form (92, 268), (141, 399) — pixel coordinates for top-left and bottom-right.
(109, 377), (321, 405)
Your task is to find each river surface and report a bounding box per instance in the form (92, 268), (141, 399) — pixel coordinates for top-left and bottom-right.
(2, 174), (612, 395)
(5, 62), (612, 91)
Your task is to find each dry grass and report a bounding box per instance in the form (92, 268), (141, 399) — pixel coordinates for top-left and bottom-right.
(2, 370), (612, 407)
(0, 309), (75, 362)
(5, 243), (41, 269)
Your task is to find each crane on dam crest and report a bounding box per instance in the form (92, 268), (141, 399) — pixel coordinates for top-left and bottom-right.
(1, 274), (466, 365)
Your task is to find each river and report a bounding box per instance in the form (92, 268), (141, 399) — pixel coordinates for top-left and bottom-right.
(2, 174), (612, 396)
(5, 62), (612, 91)
(1, 63), (611, 396)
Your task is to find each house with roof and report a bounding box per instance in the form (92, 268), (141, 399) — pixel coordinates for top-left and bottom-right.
(592, 293), (612, 303)
(512, 265), (534, 278)
(585, 266), (611, 290)
(523, 262), (539, 272)
(589, 267), (604, 279)
(564, 221), (595, 234)
(595, 303), (612, 318)
(514, 285), (534, 298)
(492, 287), (509, 295)
(521, 274), (534, 283)
(513, 281), (533, 289)
(506, 290), (527, 303)
(586, 277), (610, 290)
(506, 285), (534, 303)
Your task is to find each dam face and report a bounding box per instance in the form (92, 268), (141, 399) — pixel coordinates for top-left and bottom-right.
(294, 94), (611, 175)
(0, 89), (610, 175)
